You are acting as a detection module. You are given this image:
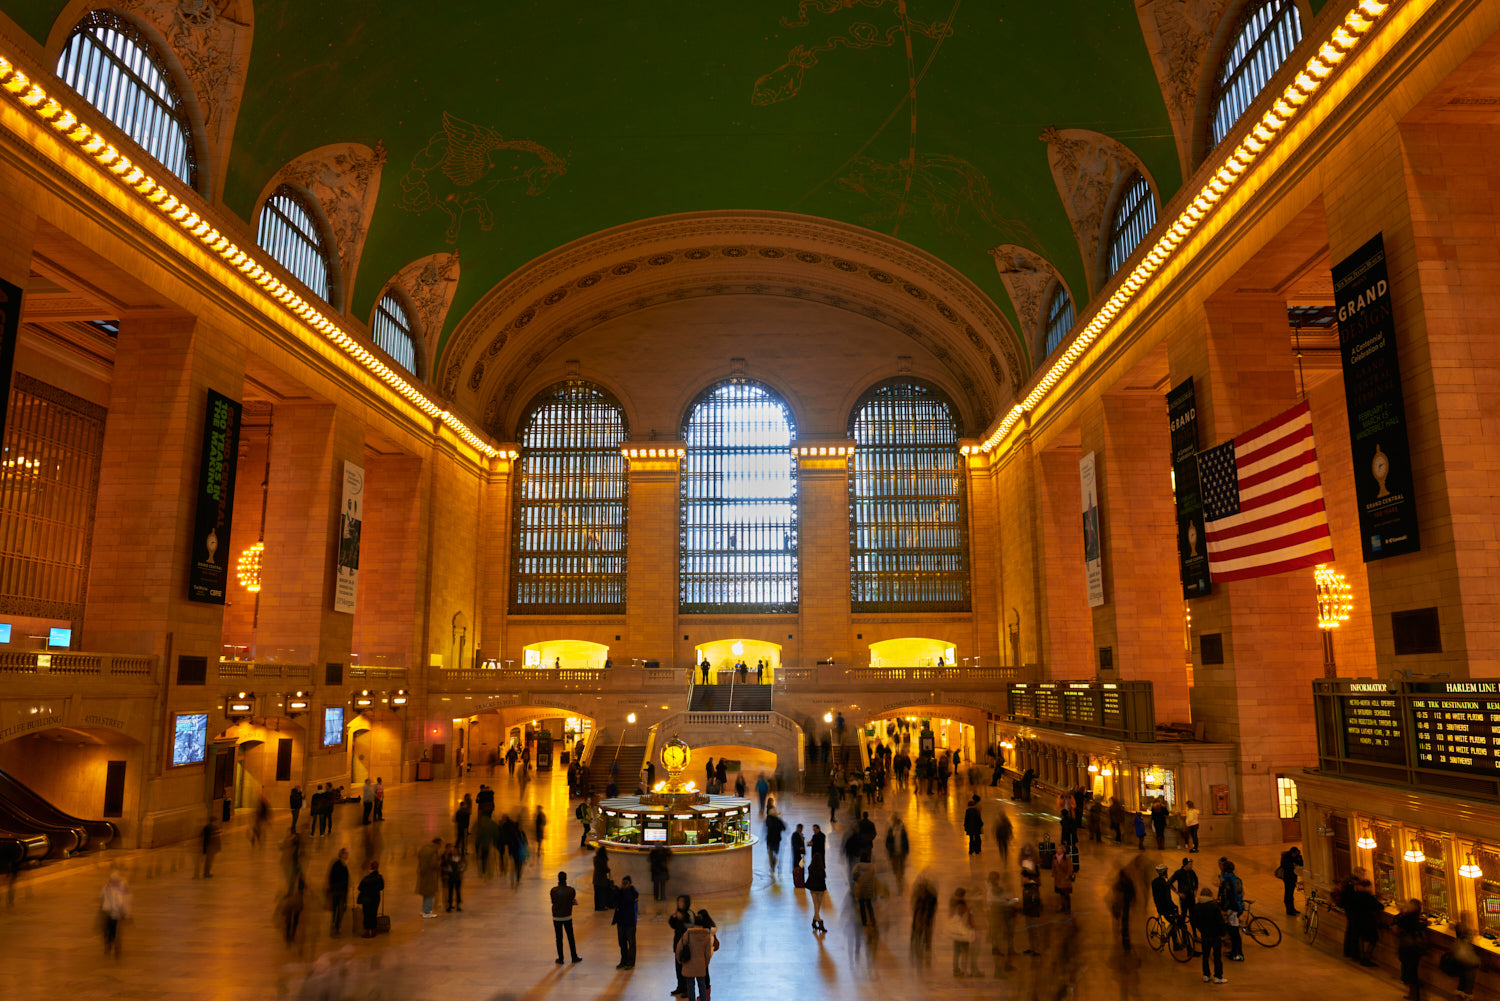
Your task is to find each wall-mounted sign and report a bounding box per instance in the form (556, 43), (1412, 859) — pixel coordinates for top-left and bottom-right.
(1080, 451), (1104, 608)
(0, 278), (21, 450)
(1166, 377), (1211, 598)
(1332, 233), (1420, 561)
(333, 461), (363, 613)
(189, 390), (242, 603)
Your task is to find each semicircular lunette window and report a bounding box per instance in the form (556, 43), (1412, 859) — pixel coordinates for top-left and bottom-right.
(1209, 0), (1304, 150)
(849, 381), (969, 612)
(680, 381), (798, 614)
(511, 381), (629, 613)
(257, 185), (334, 304)
(372, 293), (418, 376)
(1106, 172), (1156, 280)
(56, 9), (198, 188)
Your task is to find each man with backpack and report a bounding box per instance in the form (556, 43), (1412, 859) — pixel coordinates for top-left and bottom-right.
(577, 799), (595, 848)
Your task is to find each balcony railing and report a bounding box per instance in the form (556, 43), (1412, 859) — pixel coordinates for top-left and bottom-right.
(430, 663), (1020, 694)
(350, 666), (408, 682)
(217, 660), (313, 681)
(0, 651), (157, 679)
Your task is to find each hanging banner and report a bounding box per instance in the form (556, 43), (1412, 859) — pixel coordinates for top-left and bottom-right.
(333, 460), (364, 613)
(1332, 233), (1420, 561)
(1080, 451), (1104, 608)
(1166, 378), (1212, 598)
(0, 278), (19, 450)
(189, 390), (242, 604)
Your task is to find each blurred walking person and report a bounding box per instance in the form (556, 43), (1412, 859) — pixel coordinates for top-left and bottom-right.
(669, 894), (694, 994)
(199, 814), (221, 878)
(946, 887), (980, 976)
(327, 846), (350, 936)
(910, 873), (938, 968)
(885, 814), (910, 891)
(99, 869), (132, 957)
(416, 836), (441, 918)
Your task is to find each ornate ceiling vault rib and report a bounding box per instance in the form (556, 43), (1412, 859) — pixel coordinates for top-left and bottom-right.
(443, 211), (1024, 424)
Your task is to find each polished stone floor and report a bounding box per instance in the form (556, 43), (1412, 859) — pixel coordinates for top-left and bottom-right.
(0, 765), (1408, 1001)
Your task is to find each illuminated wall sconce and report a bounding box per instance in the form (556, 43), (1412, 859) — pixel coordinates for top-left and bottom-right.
(285, 691), (310, 717)
(1356, 833), (1377, 850)
(353, 690), (375, 710)
(1101, 768), (1113, 777)
(1459, 854), (1483, 879)
(1403, 840), (1426, 864)
(391, 689), (409, 707)
(226, 691), (255, 720)
(1087, 763), (1099, 773)
(237, 540), (264, 592)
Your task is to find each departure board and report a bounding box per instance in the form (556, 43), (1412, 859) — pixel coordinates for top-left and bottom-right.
(1005, 681), (1155, 743)
(1035, 687), (1064, 722)
(1008, 688), (1035, 719)
(1102, 689), (1124, 729)
(1343, 694), (1406, 764)
(1064, 687), (1100, 726)
(1412, 685), (1500, 777)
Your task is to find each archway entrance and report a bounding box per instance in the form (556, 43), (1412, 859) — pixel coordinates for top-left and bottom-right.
(0, 726), (141, 846)
(462, 706), (599, 776)
(868, 637), (956, 668)
(522, 639), (610, 669)
(346, 710), (401, 787)
(693, 638), (781, 683)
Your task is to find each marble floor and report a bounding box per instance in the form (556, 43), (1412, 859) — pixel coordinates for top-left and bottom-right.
(0, 766), (1411, 1001)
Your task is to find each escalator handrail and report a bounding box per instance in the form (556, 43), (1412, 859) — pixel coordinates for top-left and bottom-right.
(0, 767), (113, 845)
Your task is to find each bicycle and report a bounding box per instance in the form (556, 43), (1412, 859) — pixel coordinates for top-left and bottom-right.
(1300, 883), (1334, 944)
(1146, 911), (1195, 962)
(1238, 899), (1282, 948)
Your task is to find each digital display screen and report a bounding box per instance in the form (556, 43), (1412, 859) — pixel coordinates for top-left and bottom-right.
(643, 827), (667, 843)
(1035, 688), (1064, 721)
(1413, 694), (1500, 776)
(1102, 690), (1123, 726)
(323, 708), (344, 747)
(1343, 696), (1407, 764)
(48, 627), (71, 648)
(172, 713), (207, 766)
(0, 624), (11, 643)
(1064, 689), (1100, 726)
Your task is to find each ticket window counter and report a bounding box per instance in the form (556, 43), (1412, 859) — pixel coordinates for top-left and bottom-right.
(1139, 765), (1176, 810)
(1421, 844), (1451, 924)
(1480, 885), (1500, 939)
(1373, 825), (1397, 905)
(1330, 816), (1353, 884)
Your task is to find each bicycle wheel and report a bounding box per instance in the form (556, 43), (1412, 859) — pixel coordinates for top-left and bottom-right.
(1302, 907), (1319, 944)
(1246, 915), (1282, 947)
(1146, 916), (1166, 952)
(1168, 923), (1194, 963)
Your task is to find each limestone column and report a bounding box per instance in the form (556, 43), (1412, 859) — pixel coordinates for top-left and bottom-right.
(1173, 292), (1322, 844)
(797, 445), (854, 667)
(476, 451), (514, 666)
(1086, 392), (1192, 723)
(963, 447), (1005, 669)
(1035, 433), (1094, 678)
(352, 452), (424, 669)
(623, 447), (683, 668)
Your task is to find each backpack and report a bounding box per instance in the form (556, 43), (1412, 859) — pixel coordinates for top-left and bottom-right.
(576, 803), (587, 821)
(680, 933), (693, 962)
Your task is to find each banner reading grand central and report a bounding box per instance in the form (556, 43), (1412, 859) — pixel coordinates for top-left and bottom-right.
(1332, 233), (1420, 562)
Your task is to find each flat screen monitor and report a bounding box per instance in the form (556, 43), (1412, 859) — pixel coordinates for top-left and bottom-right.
(323, 707), (345, 747)
(643, 827), (668, 843)
(48, 627), (71, 648)
(0, 623), (11, 643)
(172, 713), (207, 766)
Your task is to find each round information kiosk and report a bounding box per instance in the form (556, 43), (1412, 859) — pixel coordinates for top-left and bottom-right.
(591, 737), (755, 895)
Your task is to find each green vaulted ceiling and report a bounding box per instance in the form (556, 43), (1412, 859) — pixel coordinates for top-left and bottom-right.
(10, 1), (1210, 364)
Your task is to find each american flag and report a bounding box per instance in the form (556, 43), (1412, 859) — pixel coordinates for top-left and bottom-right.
(1196, 400), (1334, 582)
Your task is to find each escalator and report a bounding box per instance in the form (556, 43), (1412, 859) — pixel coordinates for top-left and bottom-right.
(0, 767), (116, 858)
(0, 826), (50, 870)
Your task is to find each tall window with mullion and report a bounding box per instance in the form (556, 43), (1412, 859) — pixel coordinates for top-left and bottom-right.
(680, 381), (798, 614)
(849, 380), (969, 611)
(510, 382), (629, 613)
(371, 292), (418, 376)
(257, 185), (335, 304)
(1106, 172), (1156, 279)
(1209, 0), (1304, 150)
(56, 9), (199, 189)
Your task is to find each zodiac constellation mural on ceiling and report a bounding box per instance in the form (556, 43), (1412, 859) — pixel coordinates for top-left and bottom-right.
(398, 112), (568, 244)
(839, 153), (1031, 251)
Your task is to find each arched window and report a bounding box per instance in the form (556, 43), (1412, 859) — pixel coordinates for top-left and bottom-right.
(257, 185), (335, 304)
(680, 381), (797, 613)
(849, 381), (968, 611)
(1209, 0), (1304, 149)
(1106, 172), (1156, 279)
(1041, 283), (1075, 358)
(511, 382), (629, 612)
(371, 292), (418, 376)
(56, 9), (198, 188)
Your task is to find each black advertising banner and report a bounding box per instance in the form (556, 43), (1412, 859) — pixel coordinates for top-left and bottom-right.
(1332, 234), (1420, 561)
(0, 278), (20, 448)
(1166, 377), (1211, 598)
(189, 390), (242, 603)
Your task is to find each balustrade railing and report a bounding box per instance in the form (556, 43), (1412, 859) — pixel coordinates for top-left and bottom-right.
(217, 660), (314, 680)
(349, 666), (408, 682)
(0, 651), (158, 679)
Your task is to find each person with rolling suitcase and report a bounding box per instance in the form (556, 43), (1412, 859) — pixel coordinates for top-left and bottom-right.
(357, 860), (384, 938)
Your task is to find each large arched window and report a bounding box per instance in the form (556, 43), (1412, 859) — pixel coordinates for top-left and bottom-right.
(511, 382), (629, 613)
(1209, 0), (1304, 149)
(1106, 172), (1156, 279)
(849, 381), (968, 611)
(56, 9), (198, 189)
(680, 381), (797, 614)
(371, 292), (419, 376)
(257, 185), (335, 304)
(1041, 283), (1075, 359)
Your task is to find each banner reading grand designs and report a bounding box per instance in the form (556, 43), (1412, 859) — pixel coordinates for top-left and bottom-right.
(1080, 451), (1104, 608)
(1332, 234), (1420, 561)
(1166, 378), (1211, 598)
(189, 390), (242, 603)
(333, 461), (364, 613)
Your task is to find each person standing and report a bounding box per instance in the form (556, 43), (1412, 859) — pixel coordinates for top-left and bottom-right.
(755, 773), (770, 815)
(613, 874), (639, 969)
(791, 823), (806, 871)
(577, 798), (595, 848)
(441, 842), (465, 912)
(551, 871), (583, 964)
(356, 860), (383, 938)
(1111, 865), (1136, 951)
(964, 795), (984, 855)
(416, 836), (441, 918)
(946, 888), (980, 977)
(1171, 858), (1200, 950)
(99, 870), (132, 957)
(1132, 811), (1147, 849)
(852, 853), (879, 926)
(1193, 887), (1228, 983)
(199, 815), (221, 878)
(1395, 898), (1428, 1000)
(593, 844), (613, 910)
(1184, 799), (1200, 852)
(289, 785), (304, 831)
(765, 808), (786, 875)
(1108, 798), (1125, 842)
(806, 853), (828, 931)
(535, 805), (547, 847)
(669, 894), (694, 996)
(1217, 857), (1246, 961)
(361, 779), (375, 825)
(995, 812), (1013, 862)
(1150, 798), (1169, 850)
(650, 843), (673, 902)
(675, 910), (718, 1001)
(328, 847), (350, 935)
(373, 777), (384, 821)
(1278, 844), (1304, 915)
(455, 794), (472, 855)
(1053, 845), (1075, 913)
(827, 783), (840, 826)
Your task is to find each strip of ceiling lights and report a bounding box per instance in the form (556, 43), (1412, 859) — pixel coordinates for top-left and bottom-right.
(963, 0), (1398, 457)
(0, 49), (499, 459)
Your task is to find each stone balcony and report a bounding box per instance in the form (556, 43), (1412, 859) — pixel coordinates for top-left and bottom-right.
(0, 650), (159, 686)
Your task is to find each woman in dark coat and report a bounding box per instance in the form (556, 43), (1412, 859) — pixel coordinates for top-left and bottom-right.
(356, 860), (384, 938)
(593, 845), (612, 910)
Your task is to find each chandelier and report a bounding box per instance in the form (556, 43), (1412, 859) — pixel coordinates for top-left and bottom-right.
(1315, 564), (1352, 630)
(237, 541), (264, 593)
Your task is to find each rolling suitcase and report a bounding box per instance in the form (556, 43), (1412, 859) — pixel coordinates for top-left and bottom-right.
(376, 892), (391, 934)
(792, 862), (805, 888)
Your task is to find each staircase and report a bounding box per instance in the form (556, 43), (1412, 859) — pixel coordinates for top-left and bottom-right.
(689, 685), (732, 711)
(731, 685), (772, 711)
(800, 740), (857, 797)
(597, 744), (649, 796)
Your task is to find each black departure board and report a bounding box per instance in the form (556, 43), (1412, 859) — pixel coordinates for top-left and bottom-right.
(1412, 690), (1500, 776)
(1102, 689), (1124, 729)
(1064, 687), (1100, 726)
(1008, 688), (1035, 719)
(1035, 687), (1064, 721)
(1343, 694), (1406, 764)
(1005, 681), (1155, 742)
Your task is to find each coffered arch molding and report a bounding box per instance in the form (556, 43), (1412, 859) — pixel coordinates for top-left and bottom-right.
(442, 211), (1023, 431)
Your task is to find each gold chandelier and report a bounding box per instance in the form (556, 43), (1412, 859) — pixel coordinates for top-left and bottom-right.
(1315, 564), (1352, 630)
(237, 541), (264, 593)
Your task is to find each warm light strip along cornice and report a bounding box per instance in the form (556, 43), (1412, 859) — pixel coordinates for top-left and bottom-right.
(0, 52), (499, 460)
(963, 0), (1396, 458)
